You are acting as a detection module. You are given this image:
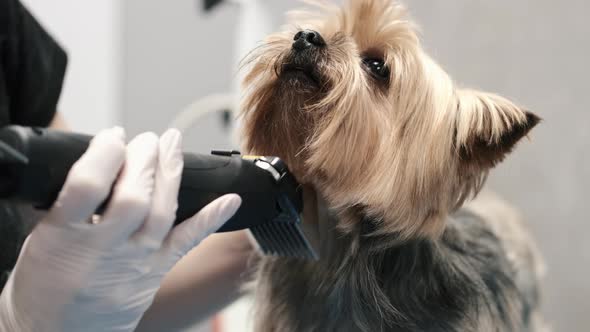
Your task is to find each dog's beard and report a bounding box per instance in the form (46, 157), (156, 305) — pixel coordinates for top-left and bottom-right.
(243, 82), (312, 177)
(242, 49), (330, 181)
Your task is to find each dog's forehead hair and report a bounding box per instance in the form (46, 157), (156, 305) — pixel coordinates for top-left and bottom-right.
(288, 0), (419, 55)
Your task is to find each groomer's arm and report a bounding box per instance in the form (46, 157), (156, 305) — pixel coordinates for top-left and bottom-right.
(135, 230), (256, 332)
(48, 112), (68, 129)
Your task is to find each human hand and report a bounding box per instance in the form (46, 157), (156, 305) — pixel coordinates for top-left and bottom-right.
(0, 127), (241, 332)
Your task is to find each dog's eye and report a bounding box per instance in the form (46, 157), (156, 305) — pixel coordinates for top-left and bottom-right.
(363, 58), (390, 80)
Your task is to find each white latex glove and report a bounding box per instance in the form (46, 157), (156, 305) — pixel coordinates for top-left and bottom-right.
(0, 127), (241, 332)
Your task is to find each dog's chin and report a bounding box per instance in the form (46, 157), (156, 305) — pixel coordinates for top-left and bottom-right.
(279, 64), (322, 90)
(280, 70), (319, 88)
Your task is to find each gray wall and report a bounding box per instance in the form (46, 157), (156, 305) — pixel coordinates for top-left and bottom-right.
(122, 1), (590, 330)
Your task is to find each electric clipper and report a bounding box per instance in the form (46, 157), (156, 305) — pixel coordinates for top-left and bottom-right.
(0, 125), (319, 260)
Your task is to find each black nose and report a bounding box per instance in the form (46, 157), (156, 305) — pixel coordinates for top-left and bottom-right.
(292, 30), (326, 51)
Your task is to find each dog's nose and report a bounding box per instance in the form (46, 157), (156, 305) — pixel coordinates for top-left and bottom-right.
(292, 30), (326, 51)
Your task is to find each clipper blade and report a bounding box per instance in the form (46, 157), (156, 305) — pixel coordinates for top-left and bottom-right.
(249, 188), (321, 260)
(249, 217), (318, 260)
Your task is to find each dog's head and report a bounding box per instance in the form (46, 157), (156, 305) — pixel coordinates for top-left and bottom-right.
(241, 0), (539, 239)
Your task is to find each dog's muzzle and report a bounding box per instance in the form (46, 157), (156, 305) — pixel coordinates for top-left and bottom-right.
(279, 30), (327, 86)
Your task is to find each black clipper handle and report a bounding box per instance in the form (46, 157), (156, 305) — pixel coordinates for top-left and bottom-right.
(0, 126), (301, 232)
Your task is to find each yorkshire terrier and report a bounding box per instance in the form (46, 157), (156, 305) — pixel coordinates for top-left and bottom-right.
(240, 0), (547, 331)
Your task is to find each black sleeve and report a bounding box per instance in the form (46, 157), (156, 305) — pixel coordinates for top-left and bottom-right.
(0, 0), (68, 127)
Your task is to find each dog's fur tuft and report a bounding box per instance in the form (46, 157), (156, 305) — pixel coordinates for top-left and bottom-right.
(240, 0), (546, 331)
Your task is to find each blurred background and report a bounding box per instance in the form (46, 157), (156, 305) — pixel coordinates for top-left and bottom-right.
(21, 0), (589, 331)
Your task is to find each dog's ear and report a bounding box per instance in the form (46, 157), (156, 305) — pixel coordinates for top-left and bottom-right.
(454, 89), (540, 168)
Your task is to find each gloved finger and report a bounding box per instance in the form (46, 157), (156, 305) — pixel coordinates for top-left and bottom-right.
(47, 127), (126, 224)
(131, 128), (183, 249)
(100, 132), (159, 242)
(161, 194), (241, 262)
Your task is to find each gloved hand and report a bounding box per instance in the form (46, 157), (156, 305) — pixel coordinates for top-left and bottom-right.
(0, 127), (241, 332)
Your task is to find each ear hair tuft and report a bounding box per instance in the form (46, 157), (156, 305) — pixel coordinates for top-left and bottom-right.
(455, 90), (540, 168)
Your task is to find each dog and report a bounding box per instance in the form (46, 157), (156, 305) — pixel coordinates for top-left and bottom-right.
(240, 0), (547, 331)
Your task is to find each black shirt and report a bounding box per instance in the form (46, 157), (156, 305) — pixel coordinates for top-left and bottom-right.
(0, 0), (68, 288)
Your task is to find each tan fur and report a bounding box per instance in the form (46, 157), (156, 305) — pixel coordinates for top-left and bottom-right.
(241, 0), (538, 240)
(239, 0), (544, 331)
